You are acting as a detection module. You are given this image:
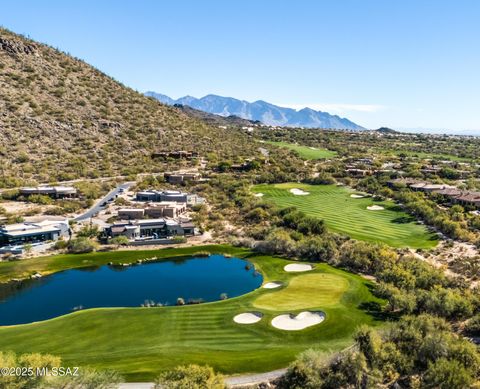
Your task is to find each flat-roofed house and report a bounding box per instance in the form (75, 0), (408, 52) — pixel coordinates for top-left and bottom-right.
(105, 218), (195, 241)
(19, 186), (77, 199)
(0, 218), (69, 247)
(409, 183), (455, 193)
(164, 172), (201, 184)
(118, 208), (145, 220)
(180, 221), (195, 235)
(136, 190), (188, 203)
(455, 192), (480, 209)
(145, 202), (187, 218)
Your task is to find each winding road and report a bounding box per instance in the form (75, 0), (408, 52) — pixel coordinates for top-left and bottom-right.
(117, 368), (287, 388)
(74, 182), (134, 222)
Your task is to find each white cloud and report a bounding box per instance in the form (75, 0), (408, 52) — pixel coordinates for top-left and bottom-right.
(274, 103), (387, 114)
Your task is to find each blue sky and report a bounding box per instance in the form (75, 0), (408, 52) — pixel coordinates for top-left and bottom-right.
(2, 0), (480, 132)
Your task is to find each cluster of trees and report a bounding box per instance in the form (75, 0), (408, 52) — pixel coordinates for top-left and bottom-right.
(395, 190), (477, 243)
(279, 315), (480, 389)
(356, 176), (479, 245)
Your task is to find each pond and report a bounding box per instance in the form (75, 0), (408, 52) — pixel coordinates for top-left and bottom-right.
(0, 255), (262, 326)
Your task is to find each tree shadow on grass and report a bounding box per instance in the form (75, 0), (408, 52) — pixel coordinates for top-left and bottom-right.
(386, 204), (406, 213)
(391, 216), (416, 224)
(358, 301), (398, 321)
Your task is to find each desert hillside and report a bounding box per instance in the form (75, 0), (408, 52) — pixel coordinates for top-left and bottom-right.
(0, 28), (255, 187)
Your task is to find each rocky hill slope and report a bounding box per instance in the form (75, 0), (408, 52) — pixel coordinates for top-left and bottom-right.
(0, 28), (255, 187)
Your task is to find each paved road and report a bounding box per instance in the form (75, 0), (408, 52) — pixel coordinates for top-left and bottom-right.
(117, 369), (286, 389)
(74, 181), (134, 222)
(224, 368), (286, 387)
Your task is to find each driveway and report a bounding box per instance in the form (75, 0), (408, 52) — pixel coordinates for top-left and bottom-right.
(73, 182), (134, 222)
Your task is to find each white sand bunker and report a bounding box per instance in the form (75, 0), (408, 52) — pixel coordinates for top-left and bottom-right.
(367, 205), (385, 211)
(290, 188), (309, 196)
(350, 194), (365, 198)
(263, 281), (283, 289)
(233, 312), (263, 324)
(284, 263), (313, 272)
(308, 147), (317, 150)
(272, 311), (326, 331)
(254, 193), (264, 197)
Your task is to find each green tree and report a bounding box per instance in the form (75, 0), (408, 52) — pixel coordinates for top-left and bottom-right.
(423, 358), (474, 389)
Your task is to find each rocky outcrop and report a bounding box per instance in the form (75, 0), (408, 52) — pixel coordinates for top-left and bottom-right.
(0, 37), (37, 56)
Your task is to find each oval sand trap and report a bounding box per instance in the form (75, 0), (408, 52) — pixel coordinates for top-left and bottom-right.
(271, 311), (325, 331)
(233, 312), (263, 324)
(290, 188), (309, 195)
(254, 193), (264, 197)
(350, 194), (365, 198)
(367, 205), (384, 211)
(263, 281), (283, 289)
(284, 263), (313, 272)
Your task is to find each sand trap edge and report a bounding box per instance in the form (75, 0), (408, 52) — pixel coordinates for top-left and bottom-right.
(263, 281), (284, 289)
(284, 263), (313, 272)
(271, 311), (326, 331)
(233, 312), (264, 324)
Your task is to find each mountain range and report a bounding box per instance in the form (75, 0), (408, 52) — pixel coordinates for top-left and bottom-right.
(145, 92), (365, 130)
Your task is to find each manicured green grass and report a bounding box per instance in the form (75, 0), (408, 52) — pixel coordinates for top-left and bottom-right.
(254, 273), (349, 310)
(264, 141), (338, 160)
(253, 183), (438, 249)
(253, 273), (348, 311)
(0, 246), (382, 381)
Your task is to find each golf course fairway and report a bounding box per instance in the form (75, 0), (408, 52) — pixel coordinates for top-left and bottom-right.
(264, 141), (338, 160)
(0, 245), (383, 381)
(253, 183), (438, 249)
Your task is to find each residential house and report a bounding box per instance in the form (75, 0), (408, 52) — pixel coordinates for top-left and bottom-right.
(164, 172), (201, 184)
(106, 218), (195, 241)
(19, 186), (77, 199)
(135, 190), (204, 205)
(0, 218), (70, 247)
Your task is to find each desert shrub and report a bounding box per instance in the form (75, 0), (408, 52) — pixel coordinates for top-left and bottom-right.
(154, 364), (225, 389)
(67, 237), (97, 253)
(109, 236), (130, 246)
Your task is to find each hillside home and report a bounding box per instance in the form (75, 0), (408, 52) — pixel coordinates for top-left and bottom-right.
(118, 208), (145, 220)
(164, 172), (201, 184)
(106, 218), (195, 240)
(409, 183), (456, 192)
(454, 192), (480, 209)
(19, 186), (77, 199)
(0, 218), (70, 247)
(136, 190), (188, 203)
(118, 203), (187, 220)
(135, 190), (204, 205)
(151, 151), (199, 160)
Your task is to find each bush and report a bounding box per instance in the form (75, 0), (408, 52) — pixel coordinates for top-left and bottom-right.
(171, 236), (187, 244)
(68, 237), (97, 253)
(109, 236), (130, 246)
(154, 364), (225, 389)
(53, 240), (68, 250)
(464, 314), (480, 335)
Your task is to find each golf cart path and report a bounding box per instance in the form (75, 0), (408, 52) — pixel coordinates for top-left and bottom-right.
(117, 368), (287, 388)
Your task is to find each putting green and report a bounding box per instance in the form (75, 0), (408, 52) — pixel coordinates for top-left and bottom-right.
(264, 141), (338, 160)
(252, 183), (438, 249)
(254, 273), (349, 310)
(0, 246), (383, 381)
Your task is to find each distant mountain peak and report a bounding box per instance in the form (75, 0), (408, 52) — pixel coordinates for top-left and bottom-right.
(145, 92), (365, 130)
